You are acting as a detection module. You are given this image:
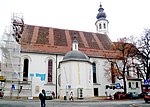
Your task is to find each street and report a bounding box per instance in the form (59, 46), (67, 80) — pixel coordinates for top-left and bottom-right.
(0, 99), (150, 107)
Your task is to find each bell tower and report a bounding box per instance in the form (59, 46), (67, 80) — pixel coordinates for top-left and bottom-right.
(95, 3), (109, 34)
(72, 36), (78, 51)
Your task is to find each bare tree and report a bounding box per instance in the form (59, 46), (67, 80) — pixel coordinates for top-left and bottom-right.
(104, 37), (138, 93)
(136, 29), (150, 80)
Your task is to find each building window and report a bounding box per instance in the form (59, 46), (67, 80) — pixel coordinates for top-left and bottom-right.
(48, 60), (53, 83)
(136, 67), (140, 78)
(136, 82), (139, 88)
(92, 62), (97, 83)
(126, 65), (130, 76)
(111, 63), (115, 83)
(58, 74), (61, 86)
(103, 23), (106, 29)
(129, 82), (131, 88)
(23, 59), (29, 81)
(75, 44), (77, 50)
(99, 23), (102, 29)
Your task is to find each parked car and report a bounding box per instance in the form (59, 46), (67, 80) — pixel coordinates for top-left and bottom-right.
(144, 92), (150, 103)
(45, 91), (52, 100)
(0, 90), (4, 98)
(126, 92), (139, 99)
(114, 91), (126, 99)
(139, 92), (148, 98)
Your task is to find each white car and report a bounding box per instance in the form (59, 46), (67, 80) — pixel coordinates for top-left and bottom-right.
(45, 91), (52, 100)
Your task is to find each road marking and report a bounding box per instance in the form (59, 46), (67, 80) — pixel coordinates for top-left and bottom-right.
(129, 104), (140, 107)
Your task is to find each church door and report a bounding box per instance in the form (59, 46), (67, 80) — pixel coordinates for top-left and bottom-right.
(94, 88), (98, 96)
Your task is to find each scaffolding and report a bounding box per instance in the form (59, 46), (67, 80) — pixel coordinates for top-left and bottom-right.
(0, 13), (32, 98)
(1, 13), (24, 81)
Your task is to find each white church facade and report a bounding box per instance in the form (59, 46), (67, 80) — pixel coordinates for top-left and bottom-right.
(0, 3), (142, 99)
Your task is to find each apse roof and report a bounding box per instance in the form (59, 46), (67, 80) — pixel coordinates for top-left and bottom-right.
(62, 50), (90, 62)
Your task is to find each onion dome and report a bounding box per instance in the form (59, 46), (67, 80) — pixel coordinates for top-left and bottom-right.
(96, 3), (107, 19)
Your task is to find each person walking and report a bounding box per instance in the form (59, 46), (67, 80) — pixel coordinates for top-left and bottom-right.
(69, 92), (73, 101)
(39, 89), (46, 107)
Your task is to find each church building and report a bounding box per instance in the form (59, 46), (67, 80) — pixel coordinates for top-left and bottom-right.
(0, 3), (142, 99)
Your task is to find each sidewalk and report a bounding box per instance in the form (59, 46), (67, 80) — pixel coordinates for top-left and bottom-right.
(1, 96), (109, 102)
(45, 96), (113, 102)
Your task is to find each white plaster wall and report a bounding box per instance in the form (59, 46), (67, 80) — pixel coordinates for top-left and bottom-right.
(2, 52), (141, 98)
(20, 52), (64, 97)
(90, 58), (111, 96)
(0, 48), (2, 62)
(90, 58), (125, 96)
(95, 20), (108, 34)
(59, 61), (94, 98)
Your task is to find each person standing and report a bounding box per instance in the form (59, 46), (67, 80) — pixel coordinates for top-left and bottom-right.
(39, 89), (46, 107)
(52, 91), (55, 99)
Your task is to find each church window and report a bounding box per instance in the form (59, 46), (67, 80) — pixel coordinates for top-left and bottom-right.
(104, 23), (106, 29)
(58, 74), (61, 86)
(126, 65), (130, 76)
(99, 23), (102, 29)
(75, 44), (77, 50)
(23, 59), (29, 81)
(48, 60), (53, 83)
(136, 67), (140, 78)
(111, 63), (115, 83)
(92, 62), (97, 83)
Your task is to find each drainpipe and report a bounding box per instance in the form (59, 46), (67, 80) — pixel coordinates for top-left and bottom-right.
(55, 54), (58, 99)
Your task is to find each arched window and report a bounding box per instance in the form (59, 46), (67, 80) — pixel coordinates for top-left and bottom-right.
(111, 63), (115, 83)
(126, 65), (130, 76)
(99, 23), (102, 29)
(92, 62), (97, 83)
(75, 44), (77, 50)
(23, 59), (29, 81)
(48, 60), (53, 83)
(58, 74), (61, 86)
(103, 23), (106, 29)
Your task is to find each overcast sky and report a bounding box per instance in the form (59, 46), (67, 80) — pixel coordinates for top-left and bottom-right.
(0, 0), (150, 41)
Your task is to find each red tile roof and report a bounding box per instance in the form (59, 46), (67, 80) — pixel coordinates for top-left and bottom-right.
(21, 24), (118, 58)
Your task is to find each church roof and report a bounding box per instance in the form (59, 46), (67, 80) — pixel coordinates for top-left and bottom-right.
(21, 24), (118, 58)
(62, 50), (90, 62)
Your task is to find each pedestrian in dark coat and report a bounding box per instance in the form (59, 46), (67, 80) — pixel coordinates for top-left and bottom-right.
(69, 92), (73, 101)
(39, 89), (46, 107)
